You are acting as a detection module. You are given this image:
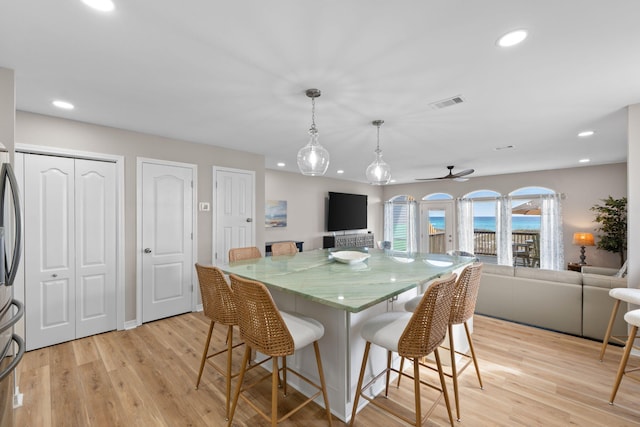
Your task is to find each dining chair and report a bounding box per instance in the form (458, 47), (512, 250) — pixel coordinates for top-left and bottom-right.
(228, 246), (262, 262)
(227, 274), (333, 426)
(194, 264), (242, 420)
(401, 263), (484, 421)
(609, 308), (640, 404)
(599, 287), (640, 361)
(349, 274), (457, 427)
(270, 241), (298, 256)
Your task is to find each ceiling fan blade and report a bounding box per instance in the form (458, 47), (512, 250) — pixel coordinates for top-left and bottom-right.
(450, 168), (474, 178)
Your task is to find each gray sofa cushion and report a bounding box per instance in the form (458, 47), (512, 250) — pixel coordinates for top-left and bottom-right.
(582, 273), (627, 289)
(482, 263), (514, 276)
(515, 266), (582, 285)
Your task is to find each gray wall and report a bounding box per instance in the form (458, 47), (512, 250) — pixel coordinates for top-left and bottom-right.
(16, 111), (266, 322)
(265, 170), (384, 251)
(382, 163), (627, 269)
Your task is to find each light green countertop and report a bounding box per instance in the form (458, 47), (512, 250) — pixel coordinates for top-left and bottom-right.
(221, 249), (474, 313)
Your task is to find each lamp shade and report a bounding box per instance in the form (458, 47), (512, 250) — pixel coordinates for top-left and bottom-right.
(572, 232), (595, 246)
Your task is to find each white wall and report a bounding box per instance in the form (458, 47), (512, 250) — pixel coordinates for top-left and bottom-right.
(16, 111), (266, 322)
(382, 163), (627, 269)
(628, 104), (639, 291)
(0, 68), (15, 157)
(265, 170), (383, 251)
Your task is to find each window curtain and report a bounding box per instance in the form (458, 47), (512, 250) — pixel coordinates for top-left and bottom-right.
(384, 200), (418, 253)
(456, 198), (474, 254)
(540, 194), (564, 270)
(496, 195), (513, 266)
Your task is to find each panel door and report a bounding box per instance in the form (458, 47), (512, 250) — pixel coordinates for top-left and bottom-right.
(215, 168), (255, 264)
(75, 159), (117, 338)
(420, 200), (455, 254)
(141, 162), (193, 323)
(24, 155), (76, 350)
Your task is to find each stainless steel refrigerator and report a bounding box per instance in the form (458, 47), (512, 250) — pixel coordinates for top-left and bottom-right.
(0, 161), (24, 426)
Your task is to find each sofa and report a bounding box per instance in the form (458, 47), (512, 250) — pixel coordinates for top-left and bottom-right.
(476, 263), (627, 341)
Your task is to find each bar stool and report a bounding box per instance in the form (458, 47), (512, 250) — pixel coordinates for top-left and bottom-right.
(599, 287), (640, 361)
(271, 241), (298, 256)
(228, 246), (262, 262)
(227, 274), (333, 426)
(349, 274), (457, 427)
(402, 263), (484, 421)
(609, 309), (640, 404)
(194, 264), (242, 420)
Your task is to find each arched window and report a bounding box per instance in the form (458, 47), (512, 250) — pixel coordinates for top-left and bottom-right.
(423, 193), (453, 201)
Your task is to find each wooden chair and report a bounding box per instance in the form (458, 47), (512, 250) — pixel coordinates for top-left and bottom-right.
(401, 263), (484, 420)
(228, 246), (262, 262)
(349, 274), (457, 427)
(227, 274), (333, 426)
(270, 241), (298, 256)
(610, 308), (640, 404)
(599, 287), (640, 361)
(194, 264), (242, 420)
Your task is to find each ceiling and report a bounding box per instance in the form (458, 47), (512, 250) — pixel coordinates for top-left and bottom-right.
(1, 1), (639, 184)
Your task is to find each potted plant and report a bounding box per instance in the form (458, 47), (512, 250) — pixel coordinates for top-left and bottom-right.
(590, 196), (627, 267)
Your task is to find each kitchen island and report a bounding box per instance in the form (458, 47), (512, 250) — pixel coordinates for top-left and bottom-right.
(221, 248), (474, 422)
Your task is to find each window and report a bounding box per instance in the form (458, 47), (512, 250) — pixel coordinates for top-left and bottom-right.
(384, 195), (418, 252)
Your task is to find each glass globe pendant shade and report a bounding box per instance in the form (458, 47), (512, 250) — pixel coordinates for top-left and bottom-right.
(297, 127), (330, 176)
(366, 149), (391, 185)
(366, 119), (391, 185)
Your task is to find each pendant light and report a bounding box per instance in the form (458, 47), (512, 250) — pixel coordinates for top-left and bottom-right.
(297, 88), (330, 176)
(365, 120), (391, 185)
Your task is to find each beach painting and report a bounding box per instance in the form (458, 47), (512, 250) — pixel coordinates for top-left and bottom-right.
(266, 200), (287, 227)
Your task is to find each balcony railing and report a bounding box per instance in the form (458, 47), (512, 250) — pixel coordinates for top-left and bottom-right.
(428, 230), (539, 257)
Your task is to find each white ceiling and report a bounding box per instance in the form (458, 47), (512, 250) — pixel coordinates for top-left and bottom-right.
(1, 1), (639, 184)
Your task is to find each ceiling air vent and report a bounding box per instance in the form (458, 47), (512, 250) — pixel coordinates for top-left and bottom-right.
(430, 95), (464, 110)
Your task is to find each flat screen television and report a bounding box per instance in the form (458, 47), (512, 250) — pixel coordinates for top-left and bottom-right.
(327, 192), (367, 232)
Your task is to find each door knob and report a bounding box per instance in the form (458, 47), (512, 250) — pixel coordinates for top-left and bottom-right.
(144, 248), (152, 254)
(52, 274), (57, 278)
(246, 218), (253, 222)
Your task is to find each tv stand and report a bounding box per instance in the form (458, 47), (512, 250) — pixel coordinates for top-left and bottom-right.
(323, 233), (374, 249)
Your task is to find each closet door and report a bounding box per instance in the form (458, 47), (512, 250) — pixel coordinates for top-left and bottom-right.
(75, 159), (116, 339)
(25, 155), (76, 350)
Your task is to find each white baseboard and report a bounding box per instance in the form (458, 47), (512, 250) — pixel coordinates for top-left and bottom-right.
(123, 320), (138, 330)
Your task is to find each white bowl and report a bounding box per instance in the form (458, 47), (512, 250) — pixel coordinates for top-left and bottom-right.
(331, 251), (371, 264)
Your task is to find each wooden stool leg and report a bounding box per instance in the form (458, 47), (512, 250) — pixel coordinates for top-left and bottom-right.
(448, 324), (460, 421)
(464, 321), (483, 389)
(600, 299), (622, 361)
(434, 348), (455, 427)
(224, 325), (233, 420)
(196, 320), (215, 389)
(272, 358), (279, 427)
(227, 346), (251, 427)
(349, 342), (371, 427)
(397, 357), (405, 388)
(385, 350), (392, 396)
(313, 341), (333, 426)
(413, 357), (422, 426)
(609, 325), (638, 404)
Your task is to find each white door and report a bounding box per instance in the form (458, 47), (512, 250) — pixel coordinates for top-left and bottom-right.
(25, 155), (76, 349)
(141, 161), (194, 323)
(75, 159), (117, 338)
(24, 154), (118, 350)
(214, 168), (255, 264)
(420, 200), (455, 254)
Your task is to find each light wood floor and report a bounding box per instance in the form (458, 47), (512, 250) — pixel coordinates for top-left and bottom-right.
(15, 312), (640, 426)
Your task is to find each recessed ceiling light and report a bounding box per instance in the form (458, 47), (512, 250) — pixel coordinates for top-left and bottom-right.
(52, 100), (75, 110)
(82, 0), (115, 12)
(277, 162), (285, 167)
(578, 130), (595, 137)
(337, 170), (344, 174)
(497, 30), (528, 47)
(579, 158), (590, 163)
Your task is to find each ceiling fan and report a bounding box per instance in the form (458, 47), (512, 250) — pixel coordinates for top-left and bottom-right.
(416, 165), (475, 182)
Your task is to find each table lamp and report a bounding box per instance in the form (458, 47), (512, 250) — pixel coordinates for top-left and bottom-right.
(572, 232), (595, 265)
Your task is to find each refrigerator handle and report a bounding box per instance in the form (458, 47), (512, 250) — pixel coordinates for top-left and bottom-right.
(0, 300), (24, 334)
(0, 334), (25, 382)
(0, 163), (21, 286)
